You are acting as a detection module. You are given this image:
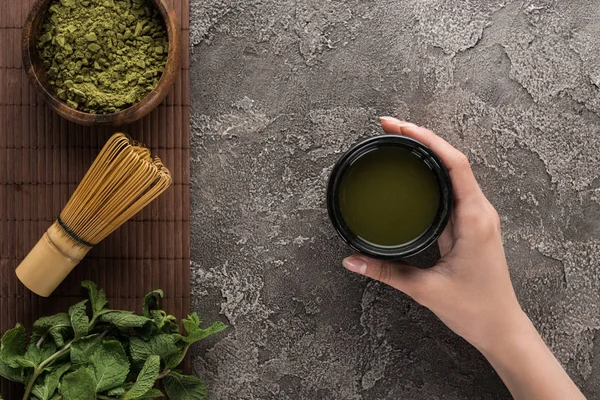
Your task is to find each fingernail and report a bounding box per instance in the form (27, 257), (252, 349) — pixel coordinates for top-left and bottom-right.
(343, 256), (368, 275)
(380, 116), (414, 128)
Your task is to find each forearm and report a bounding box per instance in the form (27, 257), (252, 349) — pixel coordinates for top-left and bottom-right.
(477, 311), (585, 400)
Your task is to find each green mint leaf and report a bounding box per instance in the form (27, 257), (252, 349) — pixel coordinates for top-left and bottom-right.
(100, 311), (151, 330)
(31, 376), (54, 400)
(134, 388), (164, 399)
(129, 334), (180, 368)
(181, 313), (227, 345)
(0, 324), (27, 368)
(164, 371), (207, 400)
(82, 280), (108, 316)
(121, 355), (160, 400)
(181, 313), (201, 335)
(31, 364), (70, 400)
(136, 311), (179, 340)
(69, 300), (90, 339)
(0, 359), (24, 383)
(59, 367), (96, 400)
(33, 313), (73, 347)
(162, 315), (181, 334)
(164, 347), (188, 370)
(148, 310), (167, 331)
(143, 310), (179, 336)
(105, 385), (126, 396)
(185, 321), (227, 344)
(70, 334), (101, 365)
(24, 340), (57, 368)
(142, 289), (163, 318)
(90, 340), (129, 392)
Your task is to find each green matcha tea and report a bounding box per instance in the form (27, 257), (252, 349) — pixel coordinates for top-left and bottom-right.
(37, 0), (169, 114)
(338, 146), (440, 246)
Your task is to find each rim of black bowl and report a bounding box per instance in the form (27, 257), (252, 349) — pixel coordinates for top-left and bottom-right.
(22, 0), (181, 127)
(327, 135), (453, 260)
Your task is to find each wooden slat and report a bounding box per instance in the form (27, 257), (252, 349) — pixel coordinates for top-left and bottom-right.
(0, 0), (190, 397)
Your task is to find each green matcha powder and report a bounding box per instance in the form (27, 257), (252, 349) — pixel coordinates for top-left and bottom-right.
(38, 0), (169, 114)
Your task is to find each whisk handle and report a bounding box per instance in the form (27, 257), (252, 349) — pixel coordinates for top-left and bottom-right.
(15, 224), (91, 297)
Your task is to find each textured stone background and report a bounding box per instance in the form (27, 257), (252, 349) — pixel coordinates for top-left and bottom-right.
(187, 1), (600, 398)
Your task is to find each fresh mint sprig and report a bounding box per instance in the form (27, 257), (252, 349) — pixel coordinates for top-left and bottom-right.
(0, 281), (226, 400)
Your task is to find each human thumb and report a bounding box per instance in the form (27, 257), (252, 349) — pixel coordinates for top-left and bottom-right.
(343, 255), (432, 300)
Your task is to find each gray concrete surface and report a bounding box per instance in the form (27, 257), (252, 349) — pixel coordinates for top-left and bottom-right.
(187, 1), (600, 398)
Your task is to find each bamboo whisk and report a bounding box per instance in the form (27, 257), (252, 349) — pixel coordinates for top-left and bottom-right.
(16, 133), (172, 297)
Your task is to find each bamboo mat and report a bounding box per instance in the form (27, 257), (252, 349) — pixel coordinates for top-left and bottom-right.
(0, 0), (190, 397)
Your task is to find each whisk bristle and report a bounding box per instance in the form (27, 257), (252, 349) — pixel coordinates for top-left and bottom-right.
(57, 133), (172, 247)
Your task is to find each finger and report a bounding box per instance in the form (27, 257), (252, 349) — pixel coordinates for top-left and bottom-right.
(380, 116), (483, 203)
(343, 254), (433, 300)
(380, 116), (403, 135)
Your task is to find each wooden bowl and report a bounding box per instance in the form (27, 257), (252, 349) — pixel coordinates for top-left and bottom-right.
(22, 0), (181, 127)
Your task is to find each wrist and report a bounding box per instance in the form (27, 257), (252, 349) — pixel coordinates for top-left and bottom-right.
(473, 310), (585, 400)
(475, 308), (540, 359)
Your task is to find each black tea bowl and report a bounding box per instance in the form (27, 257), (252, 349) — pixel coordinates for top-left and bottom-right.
(327, 135), (453, 265)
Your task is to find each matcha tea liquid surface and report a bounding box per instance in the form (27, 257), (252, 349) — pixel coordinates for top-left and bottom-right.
(338, 146), (440, 247)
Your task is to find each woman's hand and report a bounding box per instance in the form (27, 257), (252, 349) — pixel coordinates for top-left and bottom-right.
(343, 116), (523, 350)
(342, 117), (585, 400)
